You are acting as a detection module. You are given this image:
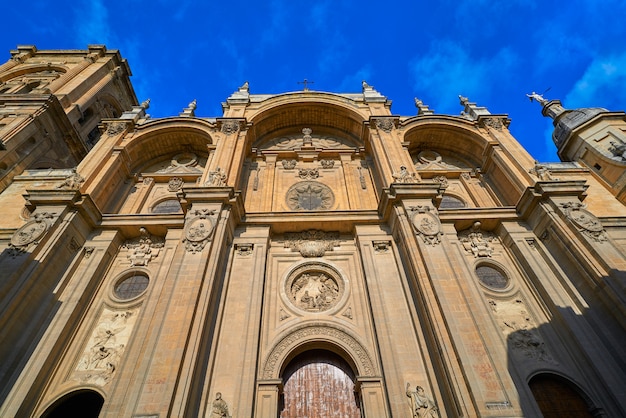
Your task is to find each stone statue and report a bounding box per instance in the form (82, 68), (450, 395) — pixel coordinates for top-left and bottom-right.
(406, 383), (439, 418)
(526, 92), (548, 106)
(392, 166), (417, 184)
(210, 392), (231, 418)
(57, 167), (84, 190)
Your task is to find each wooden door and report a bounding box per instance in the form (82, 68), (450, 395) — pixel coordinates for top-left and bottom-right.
(281, 350), (361, 418)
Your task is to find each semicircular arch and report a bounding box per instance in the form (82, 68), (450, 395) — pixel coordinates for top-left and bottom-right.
(0, 64), (68, 83)
(261, 323), (377, 380)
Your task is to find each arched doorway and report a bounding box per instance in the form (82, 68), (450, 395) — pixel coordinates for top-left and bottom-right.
(40, 389), (104, 418)
(529, 374), (593, 417)
(280, 349), (361, 418)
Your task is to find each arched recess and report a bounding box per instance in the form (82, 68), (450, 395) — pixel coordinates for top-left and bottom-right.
(528, 373), (597, 417)
(39, 389), (104, 418)
(280, 349), (361, 418)
(0, 64), (67, 83)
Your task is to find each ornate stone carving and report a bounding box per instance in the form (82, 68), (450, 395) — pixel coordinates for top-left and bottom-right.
(279, 308), (291, 321)
(406, 383), (440, 418)
(488, 297), (556, 364)
(408, 206), (442, 246)
(205, 167), (227, 187)
(481, 117), (504, 131)
(432, 175), (448, 187)
(210, 392), (231, 418)
(608, 140), (626, 160)
(529, 162), (558, 181)
(320, 159), (335, 169)
(342, 307), (353, 319)
(252, 167), (260, 191)
(559, 201), (608, 242)
(8, 212), (56, 256)
(156, 153), (202, 174)
(372, 240), (391, 254)
(526, 238), (537, 250)
(374, 117), (395, 133)
(105, 121), (127, 136)
(74, 308), (138, 386)
(84, 246), (95, 258)
(458, 222), (495, 257)
(262, 324), (375, 379)
(357, 166), (367, 189)
(282, 159), (297, 170)
(56, 167), (84, 190)
(286, 181), (334, 211)
(288, 270), (341, 312)
(123, 227), (165, 266)
(183, 209), (216, 253)
(302, 127), (313, 146)
(284, 229), (339, 257)
(235, 243), (254, 257)
(167, 177), (184, 192)
(221, 120), (240, 135)
(143, 177), (154, 185)
(392, 166), (418, 184)
(260, 133), (355, 151)
(69, 237), (81, 252)
(298, 167), (319, 179)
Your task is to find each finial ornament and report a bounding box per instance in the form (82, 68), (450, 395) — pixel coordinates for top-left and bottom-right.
(140, 99), (151, 109)
(188, 99), (197, 110)
(526, 91), (548, 106)
(239, 81), (249, 91)
(458, 95), (469, 105)
(362, 80), (372, 90)
(415, 97), (434, 115)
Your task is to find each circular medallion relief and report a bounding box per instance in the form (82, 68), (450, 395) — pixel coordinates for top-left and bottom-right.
(286, 181), (334, 211)
(411, 210), (441, 237)
(11, 219), (48, 247)
(184, 216), (214, 243)
(285, 263), (345, 313)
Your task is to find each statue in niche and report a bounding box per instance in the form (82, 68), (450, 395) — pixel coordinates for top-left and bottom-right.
(392, 166), (418, 183)
(210, 392), (231, 418)
(406, 383), (439, 418)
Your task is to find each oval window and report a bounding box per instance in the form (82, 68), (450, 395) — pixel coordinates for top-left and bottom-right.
(114, 273), (149, 300)
(476, 265), (509, 289)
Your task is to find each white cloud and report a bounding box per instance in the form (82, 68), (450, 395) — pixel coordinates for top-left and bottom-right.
(74, 0), (111, 46)
(409, 40), (518, 113)
(565, 53), (626, 108)
(337, 66), (372, 92)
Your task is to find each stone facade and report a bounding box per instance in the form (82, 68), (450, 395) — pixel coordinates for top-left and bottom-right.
(0, 48), (625, 417)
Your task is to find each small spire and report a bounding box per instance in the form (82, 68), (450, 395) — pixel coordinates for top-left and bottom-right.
(362, 80), (372, 91)
(458, 95), (490, 120)
(180, 99), (197, 117)
(239, 81), (249, 92)
(414, 97), (434, 116)
(140, 99), (150, 110)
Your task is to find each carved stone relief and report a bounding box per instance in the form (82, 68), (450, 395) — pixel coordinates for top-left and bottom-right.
(414, 150), (467, 170)
(284, 229), (340, 257)
(357, 166), (367, 189)
(262, 324), (375, 379)
(235, 243), (254, 257)
(205, 167), (227, 187)
(342, 307), (353, 320)
(156, 153), (203, 174)
(559, 201), (608, 242)
(183, 209), (216, 253)
(480, 117), (505, 131)
(372, 240), (391, 254)
(105, 121), (127, 136)
(74, 308), (138, 386)
(298, 168), (319, 179)
(210, 392), (231, 418)
(286, 181), (334, 211)
(320, 159), (334, 169)
(220, 119), (241, 135)
(458, 222), (496, 257)
(529, 162), (558, 181)
(408, 206), (442, 246)
(282, 159), (297, 170)
(167, 177), (184, 192)
(406, 383), (440, 418)
(123, 227), (165, 266)
(258, 133), (356, 151)
(432, 175), (449, 187)
(8, 212), (56, 256)
(487, 297), (556, 364)
(392, 166), (418, 184)
(56, 167), (84, 190)
(374, 117), (395, 133)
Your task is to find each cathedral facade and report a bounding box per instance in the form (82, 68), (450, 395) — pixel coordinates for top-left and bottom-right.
(0, 46), (625, 417)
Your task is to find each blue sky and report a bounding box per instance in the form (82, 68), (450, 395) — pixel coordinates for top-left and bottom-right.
(5, 0), (626, 162)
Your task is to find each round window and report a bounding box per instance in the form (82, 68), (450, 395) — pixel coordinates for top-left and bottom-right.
(114, 273), (149, 300)
(476, 265), (509, 290)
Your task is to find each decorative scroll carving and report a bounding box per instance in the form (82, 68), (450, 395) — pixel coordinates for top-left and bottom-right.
(406, 383), (440, 418)
(221, 120), (241, 135)
(8, 212), (56, 256)
(298, 167), (319, 179)
(529, 162), (558, 181)
(123, 227), (165, 266)
(372, 240), (391, 254)
(282, 159), (297, 170)
(56, 168), (84, 190)
(320, 159), (335, 169)
(258, 134), (356, 151)
(235, 243), (254, 257)
(156, 153), (202, 174)
(262, 325), (375, 379)
(414, 150), (465, 170)
(488, 297), (556, 364)
(205, 167), (227, 187)
(105, 121), (127, 136)
(284, 229), (340, 257)
(408, 206), (442, 246)
(74, 308), (138, 386)
(286, 181), (334, 211)
(167, 177), (184, 192)
(374, 118), (395, 133)
(392, 166), (418, 184)
(210, 392), (231, 418)
(458, 222), (495, 257)
(183, 209), (216, 253)
(559, 202), (608, 242)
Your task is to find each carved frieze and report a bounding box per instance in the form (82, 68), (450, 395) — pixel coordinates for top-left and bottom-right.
(183, 209), (216, 253)
(156, 153), (202, 174)
(286, 181), (334, 211)
(458, 222), (496, 257)
(74, 308), (138, 386)
(432, 175), (449, 187)
(167, 177), (184, 192)
(298, 168), (319, 179)
(480, 117), (505, 131)
(559, 201), (608, 242)
(408, 206), (442, 246)
(284, 229), (340, 257)
(8, 212), (56, 256)
(123, 227), (165, 266)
